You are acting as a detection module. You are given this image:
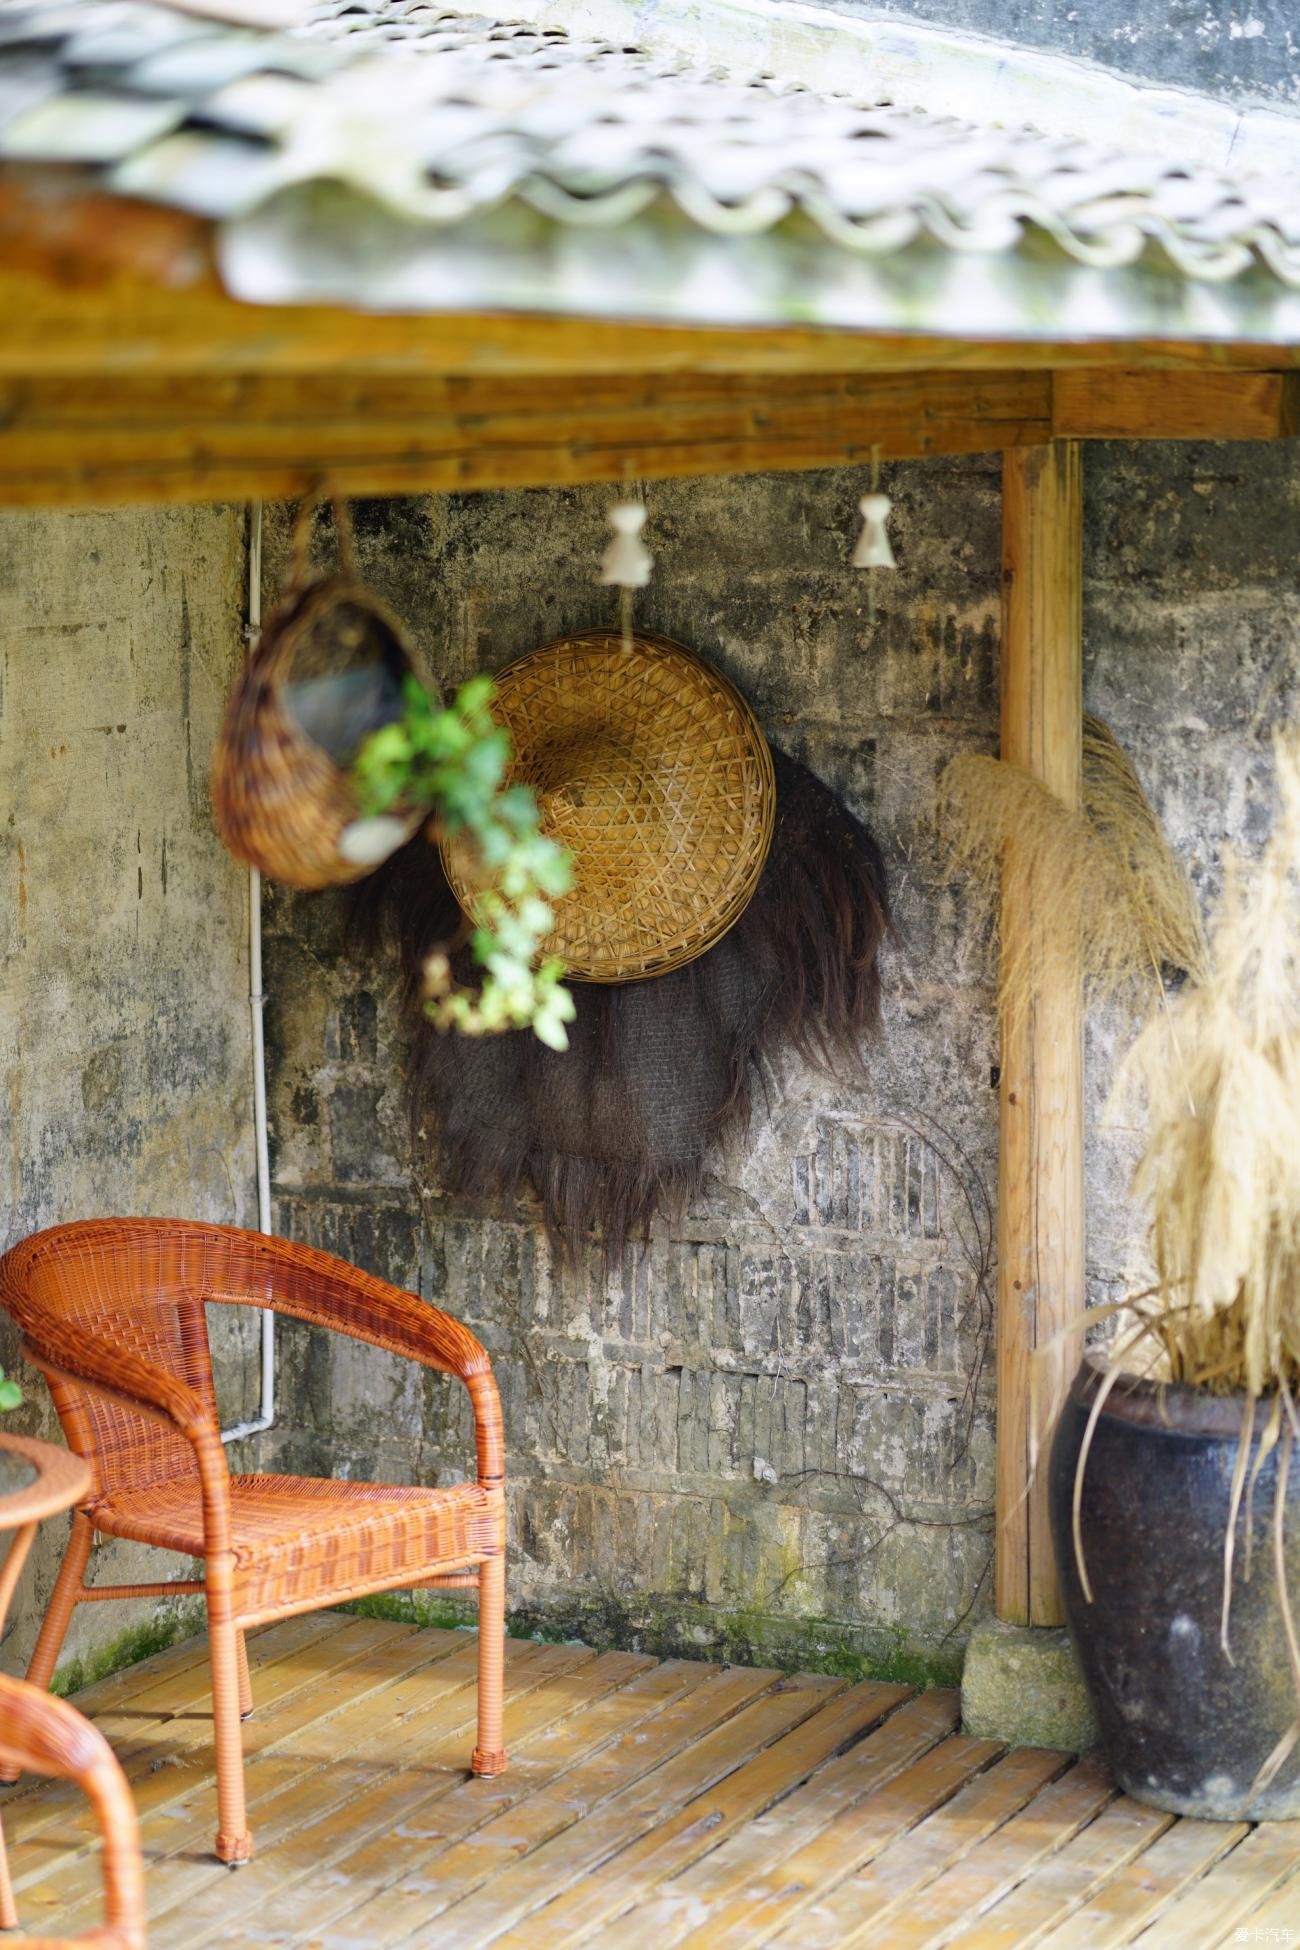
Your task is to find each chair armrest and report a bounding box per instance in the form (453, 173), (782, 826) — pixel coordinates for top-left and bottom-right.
(206, 1233), (493, 1382)
(24, 1327), (235, 1556)
(21, 1325), (217, 1443)
(205, 1231), (503, 1484)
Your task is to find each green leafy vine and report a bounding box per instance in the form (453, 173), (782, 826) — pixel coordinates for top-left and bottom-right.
(354, 675), (576, 1049)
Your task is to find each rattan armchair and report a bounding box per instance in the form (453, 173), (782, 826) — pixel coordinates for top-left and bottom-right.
(0, 1219), (507, 1867)
(0, 1673), (145, 1948)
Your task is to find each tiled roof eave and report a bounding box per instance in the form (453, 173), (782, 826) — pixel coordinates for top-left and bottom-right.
(217, 180), (1300, 348)
(2, 0), (1300, 347)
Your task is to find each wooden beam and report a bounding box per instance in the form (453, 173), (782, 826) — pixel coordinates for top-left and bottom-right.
(1055, 369), (1300, 440)
(0, 370), (1052, 508)
(1, 171), (1300, 382)
(996, 441), (1085, 1629)
(4, 364), (1299, 510)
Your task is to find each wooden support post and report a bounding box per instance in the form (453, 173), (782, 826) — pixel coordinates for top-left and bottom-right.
(996, 441), (1085, 1628)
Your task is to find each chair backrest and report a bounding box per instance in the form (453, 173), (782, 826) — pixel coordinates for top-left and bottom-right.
(0, 1673), (145, 1949)
(0, 1220), (232, 1498)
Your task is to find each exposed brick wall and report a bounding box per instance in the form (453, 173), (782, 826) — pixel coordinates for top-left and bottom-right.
(261, 443), (1294, 1671)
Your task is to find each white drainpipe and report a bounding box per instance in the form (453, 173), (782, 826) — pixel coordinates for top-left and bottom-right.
(223, 502), (276, 1446)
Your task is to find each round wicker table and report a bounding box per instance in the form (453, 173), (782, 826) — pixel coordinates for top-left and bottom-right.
(0, 1432), (93, 1929)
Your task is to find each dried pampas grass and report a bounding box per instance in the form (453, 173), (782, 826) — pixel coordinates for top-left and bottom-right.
(939, 715), (1207, 1033)
(1115, 728), (1300, 1401)
(1074, 731), (1300, 1796)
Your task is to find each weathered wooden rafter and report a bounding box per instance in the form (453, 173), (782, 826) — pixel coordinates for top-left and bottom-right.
(0, 367), (1295, 510)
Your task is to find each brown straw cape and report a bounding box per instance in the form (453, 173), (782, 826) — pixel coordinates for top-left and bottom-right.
(212, 497), (427, 891)
(354, 748), (891, 1262)
(441, 629), (776, 982)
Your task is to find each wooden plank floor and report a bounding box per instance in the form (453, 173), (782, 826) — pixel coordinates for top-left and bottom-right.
(4, 1616), (1298, 1947)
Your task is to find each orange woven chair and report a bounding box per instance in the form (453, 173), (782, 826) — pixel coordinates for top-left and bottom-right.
(0, 1220), (507, 1867)
(0, 1674), (145, 1948)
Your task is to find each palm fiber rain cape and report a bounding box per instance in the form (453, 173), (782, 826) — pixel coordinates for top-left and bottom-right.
(353, 750), (890, 1260)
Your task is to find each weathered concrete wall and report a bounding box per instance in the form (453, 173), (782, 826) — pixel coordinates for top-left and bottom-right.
(0, 506), (261, 1681)
(260, 444), (1295, 1678)
(805, 0), (1300, 105)
(0, 459), (1286, 1693)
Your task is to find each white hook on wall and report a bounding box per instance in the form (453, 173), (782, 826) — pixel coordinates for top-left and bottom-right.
(852, 446), (896, 624)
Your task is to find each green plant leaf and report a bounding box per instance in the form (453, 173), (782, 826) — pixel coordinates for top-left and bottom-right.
(353, 677), (575, 1045)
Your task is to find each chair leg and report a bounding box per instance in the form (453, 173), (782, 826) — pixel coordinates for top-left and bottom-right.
(80, 1721), (147, 1950)
(0, 1510), (93, 1785)
(470, 1552), (507, 1777)
(23, 1510), (91, 1694)
(206, 1565), (252, 1866)
(0, 1812), (16, 1932)
(235, 1629), (253, 1719)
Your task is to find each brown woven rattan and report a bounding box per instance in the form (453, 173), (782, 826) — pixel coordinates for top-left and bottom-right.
(0, 1676), (145, 1949)
(442, 629), (776, 982)
(211, 497), (425, 891)
(0, 1220), (508, 1868)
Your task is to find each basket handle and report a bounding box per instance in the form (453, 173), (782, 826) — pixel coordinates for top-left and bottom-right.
(241, 489), (364, 687)
(285, 486), (359, 593)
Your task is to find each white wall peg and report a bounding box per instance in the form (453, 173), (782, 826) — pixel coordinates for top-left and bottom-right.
(599, 500), (653, 589)
(853, 491), (896, 571)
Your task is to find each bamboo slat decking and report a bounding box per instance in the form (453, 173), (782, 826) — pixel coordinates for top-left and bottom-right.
(5, 1617), (1297, 1948)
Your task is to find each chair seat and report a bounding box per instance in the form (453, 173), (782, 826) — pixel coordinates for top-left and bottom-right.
(92, 1474), (501, 1619)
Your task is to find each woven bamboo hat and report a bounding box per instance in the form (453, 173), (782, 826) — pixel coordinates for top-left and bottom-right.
(443, 628), (775, 983)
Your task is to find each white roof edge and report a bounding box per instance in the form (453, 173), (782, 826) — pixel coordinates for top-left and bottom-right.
(501, 0), (1300, 180)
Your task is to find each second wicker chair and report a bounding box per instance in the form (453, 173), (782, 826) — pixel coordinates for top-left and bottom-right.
(0, 1219), (508, 1866)
(0, 1674), (145, 1948)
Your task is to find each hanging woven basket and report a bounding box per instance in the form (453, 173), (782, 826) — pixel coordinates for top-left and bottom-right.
(442, 628), (776, 983)
(212, 496), (427, 892)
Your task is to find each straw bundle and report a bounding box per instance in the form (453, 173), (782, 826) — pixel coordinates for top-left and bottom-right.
(939, 714), (1207, 1030)
(1067, 734), (1300, 1793)
(1115, 729), (1300, 1400)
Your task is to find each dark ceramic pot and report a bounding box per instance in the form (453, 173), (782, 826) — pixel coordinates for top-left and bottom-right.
(1050, 1354), (1300, 1820)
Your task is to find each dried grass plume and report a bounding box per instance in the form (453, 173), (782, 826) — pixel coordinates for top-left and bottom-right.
(1090, 734), (1300, 1790)
(1115, 729), (1300, 1400)
(939, 714), (1207, 1035)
